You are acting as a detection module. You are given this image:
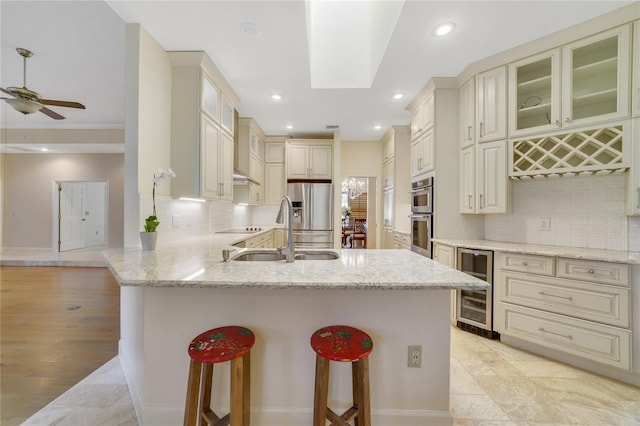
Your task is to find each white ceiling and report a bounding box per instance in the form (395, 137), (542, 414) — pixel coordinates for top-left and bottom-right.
(0, 0), (635, 144)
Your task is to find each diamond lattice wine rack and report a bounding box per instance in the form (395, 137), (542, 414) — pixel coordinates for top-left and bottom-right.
(509, 124), (630, 179)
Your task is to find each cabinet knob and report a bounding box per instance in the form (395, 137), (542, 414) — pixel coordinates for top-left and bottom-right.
(553, 120), (560, 125)
(564, 117), (572, 123)
(588, 269), (595, 274)
(522, 261), (528, 266)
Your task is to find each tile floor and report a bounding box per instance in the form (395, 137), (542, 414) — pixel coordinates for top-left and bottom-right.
(18, 326), (639, 425)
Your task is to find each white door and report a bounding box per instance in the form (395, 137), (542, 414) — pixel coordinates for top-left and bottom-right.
(59, 182), (86, 251)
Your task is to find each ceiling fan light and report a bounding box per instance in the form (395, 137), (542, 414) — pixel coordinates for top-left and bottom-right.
(6, 98), (43, 114)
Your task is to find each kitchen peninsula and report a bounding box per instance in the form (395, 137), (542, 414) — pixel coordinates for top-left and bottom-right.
(104, 232), (488, 426)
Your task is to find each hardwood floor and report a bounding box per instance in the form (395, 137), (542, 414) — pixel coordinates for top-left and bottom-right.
(0, 266), (120, 426)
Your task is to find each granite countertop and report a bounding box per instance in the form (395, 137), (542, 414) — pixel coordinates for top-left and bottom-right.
(432, 238), (640, 265)
(103, 234), (488, 290)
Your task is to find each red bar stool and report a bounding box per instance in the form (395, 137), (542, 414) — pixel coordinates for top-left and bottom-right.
(310, 325), (373, 426)
(184, 326), (255, 426)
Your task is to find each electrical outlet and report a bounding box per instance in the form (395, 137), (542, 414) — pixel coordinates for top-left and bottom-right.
(539, 217), (551, 231)
(408, 345), (422, 368)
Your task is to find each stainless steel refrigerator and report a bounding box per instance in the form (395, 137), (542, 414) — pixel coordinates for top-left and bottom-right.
(287, 182), (333, 248)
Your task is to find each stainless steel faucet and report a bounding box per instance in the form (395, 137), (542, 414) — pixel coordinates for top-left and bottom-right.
(275, 195), (295, 263)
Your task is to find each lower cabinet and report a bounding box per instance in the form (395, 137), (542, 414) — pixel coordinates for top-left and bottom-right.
(432, 242), (455, 268)
(496, 252), (632, 371)
(244, 230), (274, 248)
(392, 231), (410, 250)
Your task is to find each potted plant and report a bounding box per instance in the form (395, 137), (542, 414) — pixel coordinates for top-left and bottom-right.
(140, 168), (175, 250)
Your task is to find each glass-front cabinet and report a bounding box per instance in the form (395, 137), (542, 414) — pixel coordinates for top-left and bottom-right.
(509, 50), (561, 136)
(561, 25), (630, 128)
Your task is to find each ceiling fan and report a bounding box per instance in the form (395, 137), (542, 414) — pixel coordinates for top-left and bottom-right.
(1, 48), (85, 120)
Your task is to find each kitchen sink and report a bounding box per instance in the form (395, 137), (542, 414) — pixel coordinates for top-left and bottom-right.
(231, 249), (339, 261)
(294, 250), (340, 260)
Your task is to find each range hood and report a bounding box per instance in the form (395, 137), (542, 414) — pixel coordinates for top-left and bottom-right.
(233, 169), (260, 186)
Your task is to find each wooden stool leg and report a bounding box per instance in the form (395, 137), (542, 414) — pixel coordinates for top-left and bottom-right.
(201, 363), (214, 422)
(241, 351), (251, 426)
(184, 358), (203, 426)
(313, 354), (330, 426)
(352, 357), (371, 426)
(230, 351), (250, 426)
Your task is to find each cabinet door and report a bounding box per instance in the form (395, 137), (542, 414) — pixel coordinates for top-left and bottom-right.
(383, 189), (394, 228)
(420, 128), (434, 173)
(265, 163), (286, 205)
(633, 21), (640, 118)
(265, 142), (285, 163)
(459, 146), (476, 213)
(286, 144), (309, 179)
(309, 145), (332, 178)
(459, 78), (475, 149)
(201, 116), (221, 199)
(477, 140), (507, 213)
(509, 49), (561, 136)
(477, 66), (507, 142)
(220, 131), (234, 201)
(220, 94), (234, 134)
(382, 159), (394, 189)
(561, 24), (630, 128)
(432, 242), (455, 268)
(249, 159), (264, 204)
(201, 73), (220, 122)
(422, 94), (435, 132)
(250, 130), (263, 161)
(410, 138), (421, 178)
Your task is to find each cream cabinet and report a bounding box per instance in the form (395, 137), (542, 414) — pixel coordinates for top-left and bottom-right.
(629, 118), (640, 215)
(477, 66), (507, 143)
(509, 49), (561, 136)
(169, 52), (236, 201)
(432, 242), (455, 268)
(459, 78), (475, 149)
(286, 140), (333, 180)
(410, 128), (434, 179)
(410, 93), (434, 137)
(460, 141), (508, 214)
(561, 25), (630, 128)
(235, 118), (265, 205)
(497, 252), (632, 371)
(634, 21), (640, 117)
(265, 163), (285, 206)
(379, 126), (411, 234)
(264, 142), (286, 206)
(392, 231), (411, 250)
(200, 117), (233, 200)
(244, 230), (274, 248)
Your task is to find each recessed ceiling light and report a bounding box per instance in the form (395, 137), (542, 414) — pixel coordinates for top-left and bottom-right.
(374, 125), (382, 130)
(286, 125), (293, 130)
(392, 93), (404, 100)
(433, 22), (456, 37)
(271, 94), (282, 101)
(241, 23), (260, 37)
(40, 148), (48, 152)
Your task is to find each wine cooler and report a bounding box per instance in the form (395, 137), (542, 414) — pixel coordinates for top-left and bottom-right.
(456, 247), (499, 339)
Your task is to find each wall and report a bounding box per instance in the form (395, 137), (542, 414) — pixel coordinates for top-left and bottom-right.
(2, 153), (124, 248)
(485, 174), (628, 251)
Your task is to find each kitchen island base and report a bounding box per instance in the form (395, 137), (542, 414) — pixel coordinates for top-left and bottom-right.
(119, 287), (454, 426)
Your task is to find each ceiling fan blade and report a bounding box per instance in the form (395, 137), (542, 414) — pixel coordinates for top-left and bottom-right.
(40, 99), (85, 109)
(39, 106), (65, 120)
(1, 87), (16, 97)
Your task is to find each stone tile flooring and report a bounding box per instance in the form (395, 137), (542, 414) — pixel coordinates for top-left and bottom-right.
(19, 326), (639, 425)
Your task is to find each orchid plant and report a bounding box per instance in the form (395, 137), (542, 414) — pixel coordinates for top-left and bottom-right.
(144, 168), (176, 232)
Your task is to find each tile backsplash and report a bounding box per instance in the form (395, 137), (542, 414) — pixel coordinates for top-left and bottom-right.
(484, 174), (628, 251)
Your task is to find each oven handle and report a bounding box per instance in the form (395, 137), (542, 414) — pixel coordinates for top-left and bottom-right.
(410, 214), (432, 219)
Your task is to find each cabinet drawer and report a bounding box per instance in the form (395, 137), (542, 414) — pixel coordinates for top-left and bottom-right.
(557, 258), (629, 287)
(501, 271), (630, 328)
(499, 303), (631, 370)
(498, 252), (555, 276)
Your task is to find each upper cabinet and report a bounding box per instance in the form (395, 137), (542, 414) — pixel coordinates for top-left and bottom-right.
(264, 141), (286, 206)
(168, 52), (238, 201)
(410, 94), (435, 137)
(235, 118), (266, 205)
(286, 139), (333, 180)
(633, 20), (640, 118)
(509, 25), (631, 137)
(459, 78), (475, 149)
(509, 49), (561, 136)
(561, 25), (630, 128)
(410, 128), (434, 178)
(477, 66), (507, 143)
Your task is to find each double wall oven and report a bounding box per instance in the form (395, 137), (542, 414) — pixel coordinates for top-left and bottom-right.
(410, 177), (433, 258)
